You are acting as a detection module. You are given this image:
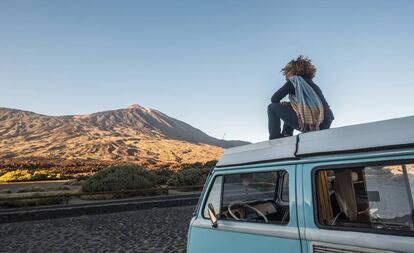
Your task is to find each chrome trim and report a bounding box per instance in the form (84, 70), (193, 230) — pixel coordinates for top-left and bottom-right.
(192, 218), (300, 240)
(306, 228), (413, 253)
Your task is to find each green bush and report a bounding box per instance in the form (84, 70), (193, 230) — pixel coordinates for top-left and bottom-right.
(81, 165), (156, 193)
(154, 168), (174, 185)
(167, 168), (211, 187)
(203, 160), (217, 169)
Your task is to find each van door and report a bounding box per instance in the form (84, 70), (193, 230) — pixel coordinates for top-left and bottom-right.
(187, 165), (301, 253)
(302, 159), (414, 253)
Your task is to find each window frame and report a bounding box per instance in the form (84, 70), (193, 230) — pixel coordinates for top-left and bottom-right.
(201, 175), (223, 220)
(311, 159), (414, 237)
(279, 171), (290, 203)
(202, 168), (290, 225)
(194, 171), (212, 216)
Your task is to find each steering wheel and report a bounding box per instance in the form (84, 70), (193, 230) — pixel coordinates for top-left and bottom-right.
(228, 202), (269, 223)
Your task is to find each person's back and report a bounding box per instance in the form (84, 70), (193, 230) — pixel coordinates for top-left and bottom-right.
(268, 56), (334, 139)
(301, 77), (334, 123)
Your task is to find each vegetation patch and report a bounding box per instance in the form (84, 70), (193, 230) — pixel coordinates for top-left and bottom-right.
(0, 193), (65, 207)
(80, 194), (115, 201)
(167, 168), (211, 187)
(56, 185), (72, 191)
(153, 167), (174, 185)
(81, 165), (157, 193)
(16, 186), (47, 193)
(0, 169), (63, 182)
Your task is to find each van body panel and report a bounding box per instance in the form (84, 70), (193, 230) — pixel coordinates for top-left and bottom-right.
(306, 228), (413, 253)
(187, 165), (301, 253)
(191, 219), (300, 239)
(295, 164), (309, 253)
(297, 115), (414, 157)
(188, 144), (414, 252)
(215, 149), (414, 172)
(301, 151), (414, 253)
(188, 225), (301, 253)
(216, 136), (297, 167)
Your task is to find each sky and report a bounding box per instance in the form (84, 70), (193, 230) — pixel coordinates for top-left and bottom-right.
(1, 0), (414, 142)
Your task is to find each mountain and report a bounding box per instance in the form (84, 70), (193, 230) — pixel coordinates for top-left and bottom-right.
(0, 105), (249, 169)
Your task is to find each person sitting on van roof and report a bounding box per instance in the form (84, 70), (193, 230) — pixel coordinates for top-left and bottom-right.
(268, 55), (334, 139)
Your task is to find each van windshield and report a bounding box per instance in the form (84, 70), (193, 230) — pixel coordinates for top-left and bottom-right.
(203, 170), (290, 225)
(222, 172), (278, 205)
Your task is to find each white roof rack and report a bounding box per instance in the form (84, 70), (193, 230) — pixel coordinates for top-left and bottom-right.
(216, 116), (414, 168)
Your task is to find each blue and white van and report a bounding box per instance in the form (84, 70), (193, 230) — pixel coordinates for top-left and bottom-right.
(187, 116), (414, 253)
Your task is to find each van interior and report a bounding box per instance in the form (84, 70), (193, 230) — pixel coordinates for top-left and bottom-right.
(316, 164), (414, 233)
(219, 171), (290, 225)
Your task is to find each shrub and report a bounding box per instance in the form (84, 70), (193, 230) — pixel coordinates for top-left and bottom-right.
(167, 168), (211, 187)
(204, 160), (218, 169)
(81, 165), (156, 193)
(153, 168), (174, 185)
(16, 186), (46, 193)
(80, 194), (114, 201)
(0, 189), (12, 194)
(0, 194), (65, 207)
(57, 185), (72, 191)
(0, 170), (33, 182)
(0, 169), (62, 182)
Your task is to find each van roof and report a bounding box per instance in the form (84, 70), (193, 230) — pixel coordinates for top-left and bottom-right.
(216, 116), (414, 168)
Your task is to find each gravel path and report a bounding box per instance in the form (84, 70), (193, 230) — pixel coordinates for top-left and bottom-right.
(0, 205), (195, 253)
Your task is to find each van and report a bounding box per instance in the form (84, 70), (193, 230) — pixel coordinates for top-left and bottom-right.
(187, 116), (414, 253)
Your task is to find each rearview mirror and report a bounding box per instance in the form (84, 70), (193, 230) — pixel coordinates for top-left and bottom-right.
(207, 203), (218, 228)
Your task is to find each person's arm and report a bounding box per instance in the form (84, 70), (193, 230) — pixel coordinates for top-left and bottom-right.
(271, 81), (295, 103)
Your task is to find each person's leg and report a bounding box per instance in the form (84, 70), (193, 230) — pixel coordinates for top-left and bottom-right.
(268, 103), (299, 139)
(282, 123), (294, 137)
(279, 103), (300, 136)
(268, 103), (282, 139)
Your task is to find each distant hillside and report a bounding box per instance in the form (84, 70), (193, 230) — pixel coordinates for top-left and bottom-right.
(0, 104), (249, 169)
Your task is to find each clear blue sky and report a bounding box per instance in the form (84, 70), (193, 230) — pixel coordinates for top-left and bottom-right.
(1, 1), (413, 142)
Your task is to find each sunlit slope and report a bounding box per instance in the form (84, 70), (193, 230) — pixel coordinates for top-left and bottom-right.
(0, 105), (248, 168)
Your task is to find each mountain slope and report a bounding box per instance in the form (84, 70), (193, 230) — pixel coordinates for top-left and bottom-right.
(0, 105), (249, 168)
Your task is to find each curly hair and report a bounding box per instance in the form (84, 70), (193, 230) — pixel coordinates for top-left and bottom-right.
(281, 55), (317, 80)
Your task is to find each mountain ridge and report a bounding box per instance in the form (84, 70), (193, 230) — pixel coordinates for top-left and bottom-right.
(0, 105), (249, 169)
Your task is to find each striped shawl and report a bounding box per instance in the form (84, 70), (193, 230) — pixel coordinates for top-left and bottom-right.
(288, 75), (324, 132)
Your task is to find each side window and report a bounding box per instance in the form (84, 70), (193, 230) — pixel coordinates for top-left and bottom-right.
(281, 173), (289, 202)
(407, 163), (414, 203)
(315, 162), (414, 235)
(220, 171), (289, 225)
(203, 176), (222, 218)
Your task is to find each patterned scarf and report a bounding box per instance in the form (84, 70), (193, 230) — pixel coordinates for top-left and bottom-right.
(288, 75), (324, 132)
